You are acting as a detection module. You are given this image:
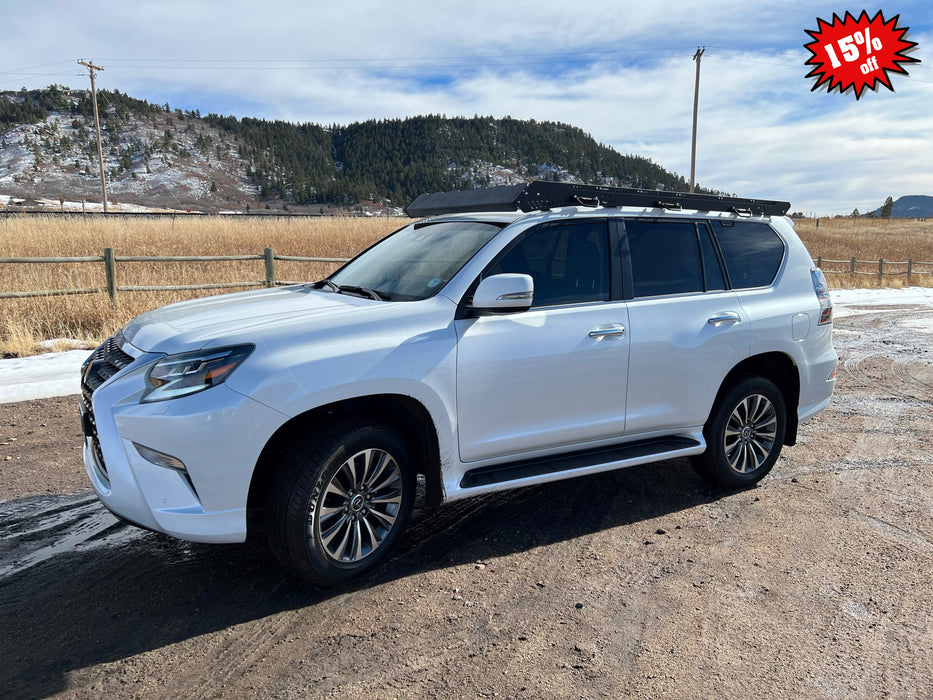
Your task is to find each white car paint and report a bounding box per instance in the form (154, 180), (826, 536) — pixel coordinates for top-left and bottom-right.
(82, 206), (837, 544)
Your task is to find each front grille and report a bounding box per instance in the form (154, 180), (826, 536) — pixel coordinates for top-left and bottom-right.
(81, 334), (136, 483)
(83, 335), (135, 392)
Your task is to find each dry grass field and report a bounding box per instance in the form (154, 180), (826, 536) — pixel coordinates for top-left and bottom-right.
(795, 216), (933, 288)
(1, 214), (932, 356)
(0, 215), (398, 356)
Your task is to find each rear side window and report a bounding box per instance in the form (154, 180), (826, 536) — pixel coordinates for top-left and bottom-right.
(712, 221), (785, 289)
(625, 220), (703, 297)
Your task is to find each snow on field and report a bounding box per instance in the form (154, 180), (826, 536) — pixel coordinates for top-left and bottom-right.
(830, 286), (933, 309)
(0, 350), (91, 404)
(1, 287), (932, 404)
(831, 288), (933, 335)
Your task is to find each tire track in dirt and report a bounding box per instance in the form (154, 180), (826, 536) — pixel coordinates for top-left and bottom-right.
(3, 305), (933, 697)
(830, 308), (933, 472)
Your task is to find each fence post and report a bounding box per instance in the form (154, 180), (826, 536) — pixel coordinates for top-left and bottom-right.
(878, 258), (884, 281)
(817, 255), (822, 269)
(850, 257), (856, 275)
(104, 247), (117, 305)
(264, 247), (275, 288)
(907, 259), (912, 285)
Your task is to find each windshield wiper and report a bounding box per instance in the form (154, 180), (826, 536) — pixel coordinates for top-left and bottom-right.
(337, 285), (392, 301)
(309, 279), (391, 301)
(315, 279), (340, 293)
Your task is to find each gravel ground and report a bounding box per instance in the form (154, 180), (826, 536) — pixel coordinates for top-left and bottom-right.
(1, 305), (932, 699)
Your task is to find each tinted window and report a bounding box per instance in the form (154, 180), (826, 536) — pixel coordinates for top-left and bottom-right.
(699, 224), (726, 291)
(625, 220), (703, 297)
(488, 222), (609, 307)
(712, 221), (785, 289)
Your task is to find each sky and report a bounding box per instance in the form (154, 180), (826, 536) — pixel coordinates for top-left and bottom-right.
(1, 0), (931, 216)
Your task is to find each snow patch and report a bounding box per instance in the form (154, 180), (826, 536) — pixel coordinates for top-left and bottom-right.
(830, 287), (933, 307)
(0, 350), (90, 404)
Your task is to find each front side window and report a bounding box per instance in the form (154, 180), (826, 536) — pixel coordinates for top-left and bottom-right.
(625, 220), (704, 297)
(712, 221), (785, 289)
(486, 221), (610, 307)
(329, 220), (504, 300)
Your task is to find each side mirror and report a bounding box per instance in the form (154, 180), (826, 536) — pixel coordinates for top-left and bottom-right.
(471, 273), (534, 313)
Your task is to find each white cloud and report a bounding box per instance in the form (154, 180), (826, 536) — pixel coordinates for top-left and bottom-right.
(1, 0), (931, 214)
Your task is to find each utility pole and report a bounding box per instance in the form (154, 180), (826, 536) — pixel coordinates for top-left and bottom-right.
(689, 47), (705, 194)
(78, 60), (108, 212)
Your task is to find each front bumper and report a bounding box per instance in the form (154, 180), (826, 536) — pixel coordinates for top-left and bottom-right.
(82, 349), (286, 544)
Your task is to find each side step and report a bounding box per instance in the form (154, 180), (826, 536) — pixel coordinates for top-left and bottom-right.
(460, 436), (701, 489)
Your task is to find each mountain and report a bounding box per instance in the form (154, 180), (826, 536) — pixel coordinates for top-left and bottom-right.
(869, 195), (933, 219)
(1, 85), (705, 213)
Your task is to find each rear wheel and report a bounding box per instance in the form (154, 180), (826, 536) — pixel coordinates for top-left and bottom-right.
(266, 422), (415, 586)
(693, 377), (786, 488)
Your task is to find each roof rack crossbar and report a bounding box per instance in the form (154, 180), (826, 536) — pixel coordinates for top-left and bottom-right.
(405, 181), (790, 218)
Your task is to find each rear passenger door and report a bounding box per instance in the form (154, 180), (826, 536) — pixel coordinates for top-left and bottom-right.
(708, 220), (788, 354)
(621, 219), (750, 436)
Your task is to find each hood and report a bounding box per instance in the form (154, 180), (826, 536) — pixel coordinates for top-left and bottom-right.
(123, 286), (375, 353)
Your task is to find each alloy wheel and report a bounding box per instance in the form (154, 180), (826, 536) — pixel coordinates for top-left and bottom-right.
(311, 448), (404, 564)
(723, 393), (778, 474)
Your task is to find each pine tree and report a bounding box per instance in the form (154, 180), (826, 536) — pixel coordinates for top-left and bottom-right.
(880, 196), (894, 219)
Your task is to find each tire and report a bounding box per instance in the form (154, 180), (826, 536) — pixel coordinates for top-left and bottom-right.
(692, 377), (786, 488)
(266, 421), (415, 586)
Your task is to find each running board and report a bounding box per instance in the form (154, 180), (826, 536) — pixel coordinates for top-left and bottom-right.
(459, 436), (701, 489)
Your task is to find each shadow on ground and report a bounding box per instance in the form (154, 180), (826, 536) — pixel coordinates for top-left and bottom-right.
(0, 457), (722, 698)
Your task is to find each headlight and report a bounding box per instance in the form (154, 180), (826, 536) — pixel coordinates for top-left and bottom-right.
(142, 345), (254, 403)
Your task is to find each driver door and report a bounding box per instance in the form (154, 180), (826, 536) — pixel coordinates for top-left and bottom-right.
(455, 220), (629, 463)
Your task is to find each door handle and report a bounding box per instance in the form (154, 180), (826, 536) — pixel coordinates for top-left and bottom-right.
(588, 325), (626, 338)
(707, 312), (741, 327)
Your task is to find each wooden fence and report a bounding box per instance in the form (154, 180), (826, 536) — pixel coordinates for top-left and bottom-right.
(814, 257), (933, 284)
(3, 251), (932, 304)
(0, 248), (350, 304)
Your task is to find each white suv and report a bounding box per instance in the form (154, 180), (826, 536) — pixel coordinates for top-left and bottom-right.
(80, 181), (836, 585)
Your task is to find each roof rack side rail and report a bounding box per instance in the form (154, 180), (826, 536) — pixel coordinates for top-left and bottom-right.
(405, 181), (790, 218)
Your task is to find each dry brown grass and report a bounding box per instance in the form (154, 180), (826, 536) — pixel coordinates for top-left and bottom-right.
(795, 217), (933, 289)
(1, 215), (400, 356)
(2, 214), (932, 356)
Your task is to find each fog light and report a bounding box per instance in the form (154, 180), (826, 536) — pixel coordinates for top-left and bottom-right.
(133, 442), (187, 472)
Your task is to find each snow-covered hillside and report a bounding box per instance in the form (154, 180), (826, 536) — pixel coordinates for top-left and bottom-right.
(3, 88), (695, 213)
(0, 90), (258, 212)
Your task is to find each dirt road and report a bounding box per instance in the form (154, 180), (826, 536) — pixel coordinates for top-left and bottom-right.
(1, 305), (932, 699)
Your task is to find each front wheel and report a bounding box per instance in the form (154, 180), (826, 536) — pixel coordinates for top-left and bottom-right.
(266, 422), (415, 586)
(693, 377), (786, 488)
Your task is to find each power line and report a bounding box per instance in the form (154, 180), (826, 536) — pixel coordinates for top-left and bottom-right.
(98, 46), (702, 64)
(0, 60), (76, 75)
(0, 72), (83, 88)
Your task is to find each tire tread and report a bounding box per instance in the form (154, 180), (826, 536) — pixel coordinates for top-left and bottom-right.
(265, 420), (413, 586)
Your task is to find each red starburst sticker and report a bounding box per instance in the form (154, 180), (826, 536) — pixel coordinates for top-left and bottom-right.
(804, 10), (919, 98)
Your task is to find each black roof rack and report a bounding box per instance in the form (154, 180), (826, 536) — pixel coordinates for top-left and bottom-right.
(405, 181), (790, 218)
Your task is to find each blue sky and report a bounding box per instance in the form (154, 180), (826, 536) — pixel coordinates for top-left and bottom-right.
(1, 0), (931, 214)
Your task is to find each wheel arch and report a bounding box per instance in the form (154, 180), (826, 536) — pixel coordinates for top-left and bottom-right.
(246, 393), (443, 539)
(713, 352), (800, 446)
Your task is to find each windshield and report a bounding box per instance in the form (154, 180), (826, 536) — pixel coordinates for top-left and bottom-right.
(328, 220), (505, 301)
